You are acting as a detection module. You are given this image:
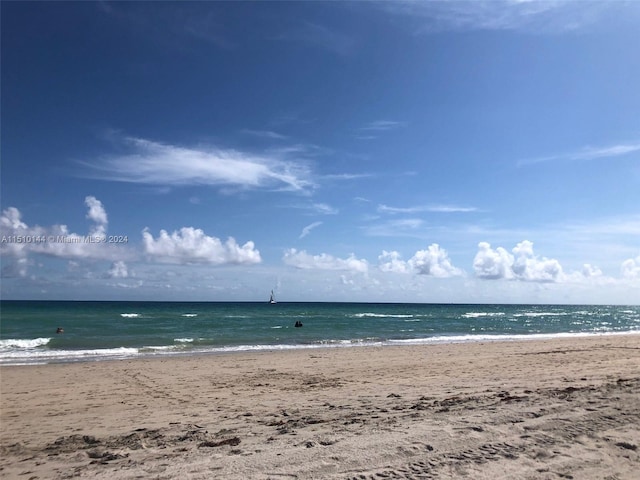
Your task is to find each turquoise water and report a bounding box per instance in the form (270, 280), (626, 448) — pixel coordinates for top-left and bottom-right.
(1, 301), (639, 365)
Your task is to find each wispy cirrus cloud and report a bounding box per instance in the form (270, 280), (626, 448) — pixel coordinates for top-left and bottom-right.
(518, 141), (640, 167)
(360, 120), (408, 132)
(81, 135), (315, 193)
(289, 202), (339, 216)
(321, 172), (374, 181)
(378, 204), (479, 214)
(240, 129), (289, 141)
(299, 221), (323, 239)
(356, 120), (408, 140)
(364, 218), (425, 237)
(382, 0), (629, 34)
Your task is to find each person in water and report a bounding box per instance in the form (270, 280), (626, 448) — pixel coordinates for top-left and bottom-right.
(294, 321), (303, 328)
(56, 327), (64, 334)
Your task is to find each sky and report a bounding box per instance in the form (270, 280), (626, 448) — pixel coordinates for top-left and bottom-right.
(1, 1), (639, 304)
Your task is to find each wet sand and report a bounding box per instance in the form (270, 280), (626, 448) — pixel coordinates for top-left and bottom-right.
(1, 335), (639, 479)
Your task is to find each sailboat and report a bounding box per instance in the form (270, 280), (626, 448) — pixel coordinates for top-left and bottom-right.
(269, 290), (277, 304)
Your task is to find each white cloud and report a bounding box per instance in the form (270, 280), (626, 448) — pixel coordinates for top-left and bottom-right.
(85, 196), (108, 236)
(290, 202), (339, 215)
(474, 240), (563, 283)
(385, 0), (624, 34)
(299, 221), (323, 239)
(360, 120), (407, 131)
(1, 207), (28, 230)
(621, 255), (640, 279)
(283, 248), (368, 273)
(0, 200), (119, 265)
(240, 129), (288, 140)
(512, 240), (564, 282)
(409, 244), (464, 277)
(142, 227), (261, 265)
(581, 263), (603, 278)
(378, 204), (478, 214)
(378, 250), (410, 273)
(473, 242), (515, 280)
(378, 244), (464, 278)
(84, 135), (314, 192)
(518, 141), (640, 167)
(364, 218), (425, 237)
(312, 203), (339, 215)
(107, 261), (129, 279)
(356, 120), (408, 140)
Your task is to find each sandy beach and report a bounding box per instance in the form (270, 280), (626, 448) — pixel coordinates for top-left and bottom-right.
(1, 335), (639, 479)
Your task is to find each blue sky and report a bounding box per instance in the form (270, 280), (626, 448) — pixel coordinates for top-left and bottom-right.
(2, 1), (639, 304)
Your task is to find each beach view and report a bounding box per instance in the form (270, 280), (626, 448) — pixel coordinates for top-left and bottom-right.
(2, 1), (640, 478)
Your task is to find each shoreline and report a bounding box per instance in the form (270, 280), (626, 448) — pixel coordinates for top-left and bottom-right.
(2, 335), (639, 479)
(3, 329), (640, 367)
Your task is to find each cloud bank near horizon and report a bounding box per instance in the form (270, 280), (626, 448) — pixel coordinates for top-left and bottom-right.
(2, 198), (638, 294)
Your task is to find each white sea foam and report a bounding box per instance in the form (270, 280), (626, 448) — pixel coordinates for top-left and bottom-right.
(352, 313), (414, 318)
(0, 337), (51, 350)
(120, 313), (140, 318)
(181, 314), (198, 317)
(463, 312), (506, 318)
(0, 346), (139, 365)
(140, 346), (177, 352)
(174, 338), (195, 343)
(3, 330), (639, 366)
(387, 330), (640, 346)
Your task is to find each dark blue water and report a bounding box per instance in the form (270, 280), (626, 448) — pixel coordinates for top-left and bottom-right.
(1, 301), (639, 365)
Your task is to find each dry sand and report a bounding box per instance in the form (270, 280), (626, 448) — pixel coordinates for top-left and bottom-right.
(1, 335), (639, 479)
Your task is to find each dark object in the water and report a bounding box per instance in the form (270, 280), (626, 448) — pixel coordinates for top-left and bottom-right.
(56, 327), (64, 334)
(294, 321), (303, 328)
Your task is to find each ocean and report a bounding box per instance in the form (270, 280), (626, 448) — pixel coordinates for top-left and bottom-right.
(1, 301), (639, 365)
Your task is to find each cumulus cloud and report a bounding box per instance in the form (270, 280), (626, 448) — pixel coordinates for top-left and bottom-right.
(474, 240), (564, 283)
(378, 244), (463, 277)
(85, 196), (108, 236)
(142, 227), (261, 265)
(283, 248), (368, 273)
(299, 221), (323, 239)
(378, 250), (410, 274)
(0, 198), (118, 265)
(581, 264), (603, 278)
(408, 244), (464, 277)
(512, 240), (563, 282)
(1, 207), (28, 230)
(473, 242), (514, 280)
(107, 260), (129, 278)
(621, 255), (640, 279)
(84, 135), (314, 192)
